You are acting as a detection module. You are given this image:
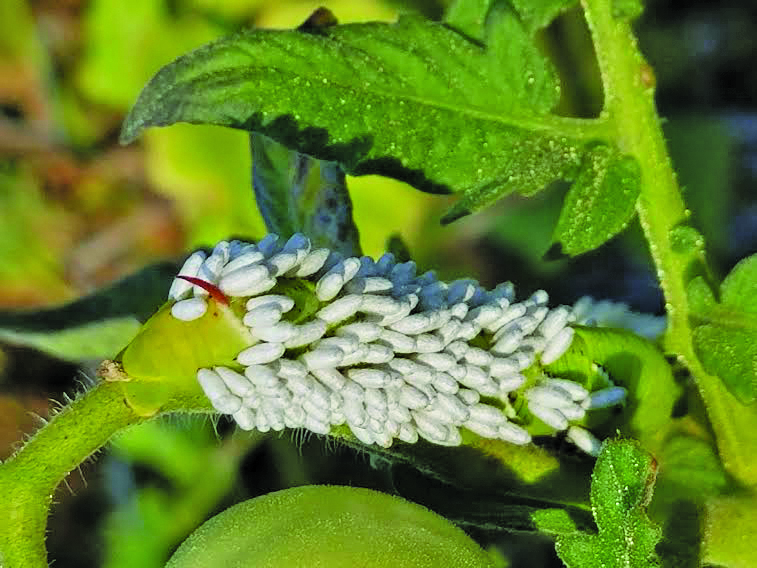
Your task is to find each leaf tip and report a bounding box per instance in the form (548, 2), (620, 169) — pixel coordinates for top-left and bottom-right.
(118, 115), (143, 145)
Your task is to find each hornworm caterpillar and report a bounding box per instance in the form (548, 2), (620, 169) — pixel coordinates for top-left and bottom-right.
(122, 233), (661, 454)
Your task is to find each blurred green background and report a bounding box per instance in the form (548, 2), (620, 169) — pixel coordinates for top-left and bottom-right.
(1, 0), (755, 566)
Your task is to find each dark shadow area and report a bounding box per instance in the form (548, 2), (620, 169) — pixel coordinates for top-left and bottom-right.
(657, 500), (704, 568)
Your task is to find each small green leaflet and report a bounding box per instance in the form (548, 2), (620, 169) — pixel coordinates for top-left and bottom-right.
(611, 0), (644, 20)
(120, 12), (614, 224)
(555, 439), (662, 567)
(508, 0), (578, 34)
(688, 253), (757, 404)
(549, 144), (641, 257)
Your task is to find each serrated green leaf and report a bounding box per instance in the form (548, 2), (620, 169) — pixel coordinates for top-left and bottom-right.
(438, 136), (582, 224)
(247, 9), (360, 256)
(251, 133), (361, 257)
(120, 15), (605, 222)
(556, 440), (662, 568)
(688, 254), (757, 404)
(0, 261), (179, 361)
(483, 3), (562, 125)
(550, 144), (641, 256)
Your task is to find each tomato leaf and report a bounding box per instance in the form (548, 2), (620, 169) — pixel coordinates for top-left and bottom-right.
(688, 253), (757, 404)
(120, 12), (612, 223)
(550, 144), (641, 257)
(555, 439), (662, 567)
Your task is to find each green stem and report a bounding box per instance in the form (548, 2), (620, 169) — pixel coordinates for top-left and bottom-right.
(581, 0), (757, 485)
(0, 381), (146, 567)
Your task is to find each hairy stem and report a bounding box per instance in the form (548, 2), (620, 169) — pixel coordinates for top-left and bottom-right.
(0, 381), (145, 567)
(581, 0), (757, 485)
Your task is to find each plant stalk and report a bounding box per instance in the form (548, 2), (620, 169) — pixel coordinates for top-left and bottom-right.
(581, 0), (757, 485)
(0, 381), (145, 568)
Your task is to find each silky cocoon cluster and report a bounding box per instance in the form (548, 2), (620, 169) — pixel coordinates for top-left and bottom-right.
(168, 234), (628, 455)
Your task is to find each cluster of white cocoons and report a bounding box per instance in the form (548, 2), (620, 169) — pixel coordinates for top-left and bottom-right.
(168, 233), (627, 455)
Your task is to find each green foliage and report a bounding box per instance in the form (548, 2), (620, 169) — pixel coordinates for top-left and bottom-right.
(611, 0), (643, 21)
(119, 11), (617, 228)
(508, 0), (577, 33)
(445, 0), (577, 40)
(530, 508), (578, 535)
(688, 254), (757, 404)
(0, 317), (141, 362)
(444, 0), (496, 40)
(550, 144), (641, 256)
(555, 440), (662, 567)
